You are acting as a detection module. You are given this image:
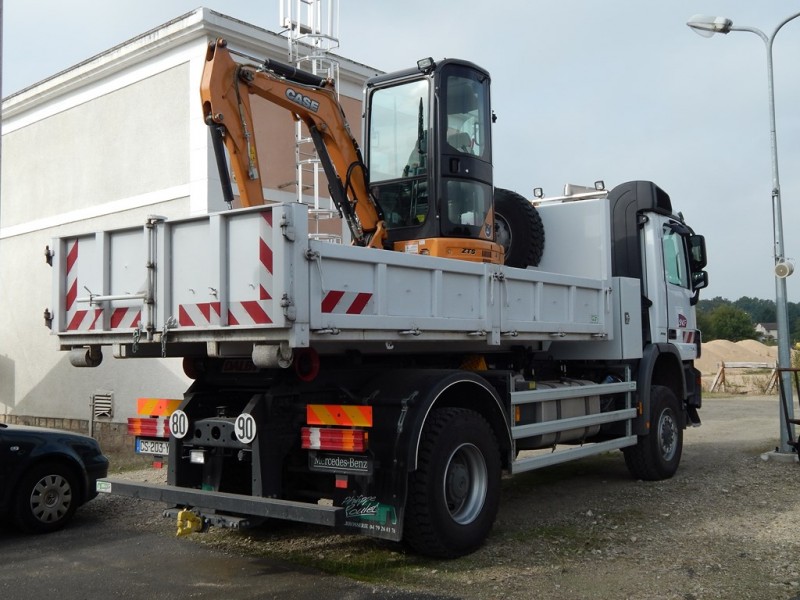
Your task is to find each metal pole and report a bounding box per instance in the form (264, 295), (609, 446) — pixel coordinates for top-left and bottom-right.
(731, 13), (800, 453)
(1, 0), (4, 220)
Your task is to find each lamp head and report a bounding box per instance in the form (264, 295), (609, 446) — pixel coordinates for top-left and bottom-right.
(687, 14), (734, 37)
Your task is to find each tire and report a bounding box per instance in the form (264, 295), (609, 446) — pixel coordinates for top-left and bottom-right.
(404, 408), (501, 558)
(14, 462), (80, 533)
(623, 385), (683, 481)
(494, 187), (545, 268)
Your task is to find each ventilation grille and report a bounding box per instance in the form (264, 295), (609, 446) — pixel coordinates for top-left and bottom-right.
(92, 392), (113, 419)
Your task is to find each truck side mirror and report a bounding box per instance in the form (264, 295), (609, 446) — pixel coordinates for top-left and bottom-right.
(688, 235), (707, 271)
(692, 270), (708, 291)
(689, 270), (708, 306)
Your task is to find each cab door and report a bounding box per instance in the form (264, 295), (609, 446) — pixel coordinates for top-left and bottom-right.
(660, 221), (700, 361)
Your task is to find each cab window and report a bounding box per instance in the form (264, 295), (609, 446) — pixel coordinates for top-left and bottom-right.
(368, 79), (428, 182)
(445, 75), (488, 160)
(662, 228), (689, 288)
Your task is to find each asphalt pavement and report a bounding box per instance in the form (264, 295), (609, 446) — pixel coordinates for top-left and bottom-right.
(0, 494), (448, 600)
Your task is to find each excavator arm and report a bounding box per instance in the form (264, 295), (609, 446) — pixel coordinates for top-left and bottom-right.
(200, 38), (387, 249)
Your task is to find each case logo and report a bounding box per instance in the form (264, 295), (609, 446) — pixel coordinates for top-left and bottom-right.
(286, 88), (320, 112)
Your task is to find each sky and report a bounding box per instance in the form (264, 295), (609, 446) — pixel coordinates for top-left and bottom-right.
(4, 1), (800, 304)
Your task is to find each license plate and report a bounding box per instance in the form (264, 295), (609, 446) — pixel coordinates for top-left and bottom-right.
(135, 438), (170, 455)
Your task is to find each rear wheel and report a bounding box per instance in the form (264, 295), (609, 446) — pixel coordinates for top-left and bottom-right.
(623, 385), (683, 480)
(14, 462), (80, 533)
(494, 187), (545, 268)
(404, 408), (501, 558)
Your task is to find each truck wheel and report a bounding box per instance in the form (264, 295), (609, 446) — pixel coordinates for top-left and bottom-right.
(14, 462), (79, 533)
(623, 385), (683, 480)
(494, 187), (545, 268)
(404, 408), (501, 558)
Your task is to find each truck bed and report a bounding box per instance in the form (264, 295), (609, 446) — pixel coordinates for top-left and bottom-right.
(50, 201), (613, 358)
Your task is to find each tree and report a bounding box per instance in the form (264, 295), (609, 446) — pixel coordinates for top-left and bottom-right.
(693, 296), (800, 341)
(734, 297), (775, 324)
(696, 309), (715, 341)
(708, 305), (757, 342)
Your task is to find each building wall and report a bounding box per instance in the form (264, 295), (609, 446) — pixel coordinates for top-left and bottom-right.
(0, 9), (379, 447)
(3, 66), (189, 225)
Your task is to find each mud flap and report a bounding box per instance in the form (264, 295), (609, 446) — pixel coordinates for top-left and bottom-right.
(335, 438), (407, 542)
(340, 488), (405, 542)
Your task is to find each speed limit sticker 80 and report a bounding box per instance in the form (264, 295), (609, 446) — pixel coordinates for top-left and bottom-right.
(170, 410), (189, 439)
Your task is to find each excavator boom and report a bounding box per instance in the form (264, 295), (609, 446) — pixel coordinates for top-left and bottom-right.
(200, 38), (386, 248)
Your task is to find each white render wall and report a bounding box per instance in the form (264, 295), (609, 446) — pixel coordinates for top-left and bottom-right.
(0, 9), (379, 422)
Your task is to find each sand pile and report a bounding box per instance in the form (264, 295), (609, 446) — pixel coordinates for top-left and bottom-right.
(695, 339), (778, 375)
(695, 339), (789, 393)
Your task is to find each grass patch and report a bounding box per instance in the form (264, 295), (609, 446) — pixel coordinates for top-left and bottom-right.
(276, 539), (426, 582)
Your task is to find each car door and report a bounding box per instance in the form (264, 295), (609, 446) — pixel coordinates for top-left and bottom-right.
(0, 426), (34, 507)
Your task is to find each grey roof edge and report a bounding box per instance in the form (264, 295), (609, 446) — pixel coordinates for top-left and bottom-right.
(3, 7), (382, 116)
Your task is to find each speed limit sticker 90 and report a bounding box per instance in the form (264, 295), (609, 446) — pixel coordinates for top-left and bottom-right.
(235, 413), (257, 444)
(170, 409), (189, 439)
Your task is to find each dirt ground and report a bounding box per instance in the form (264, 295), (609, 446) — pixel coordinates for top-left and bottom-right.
(119, 392), (800, 600)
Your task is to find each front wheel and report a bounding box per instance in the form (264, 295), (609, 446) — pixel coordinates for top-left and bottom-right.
(404, 408), (501, 558)
(14, 462), (80, 533)
(623, 385), (683, 480)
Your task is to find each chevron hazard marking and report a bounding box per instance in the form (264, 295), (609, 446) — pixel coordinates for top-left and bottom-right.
(321, 291), (374, 315)
(306, 404), (373, 427)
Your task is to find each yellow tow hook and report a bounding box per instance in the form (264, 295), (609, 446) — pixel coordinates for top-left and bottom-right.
(176, 509), (203, 537)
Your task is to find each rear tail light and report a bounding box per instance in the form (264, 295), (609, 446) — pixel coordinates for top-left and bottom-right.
(301, 427), (368, 452)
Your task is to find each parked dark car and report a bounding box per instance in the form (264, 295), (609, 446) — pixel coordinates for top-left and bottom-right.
(0, 423), (109, 533)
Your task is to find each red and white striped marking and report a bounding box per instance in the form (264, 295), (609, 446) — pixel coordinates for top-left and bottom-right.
(178, 302), (222, 327)
(65, 239), (79, 313)
(228, 301), (272, 326)
(229, 211), (273, 326)
(110, 307), (141, 329)
(66, 308), (103, 331)
(321, 290), (374, 315)
(65, 239), (103, 331)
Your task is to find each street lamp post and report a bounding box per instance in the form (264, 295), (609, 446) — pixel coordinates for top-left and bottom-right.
(687, 12), (800, 454)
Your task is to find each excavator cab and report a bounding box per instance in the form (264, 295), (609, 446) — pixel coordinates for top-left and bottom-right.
(365, 58), (503, 263)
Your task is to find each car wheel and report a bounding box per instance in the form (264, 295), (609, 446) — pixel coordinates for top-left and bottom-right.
(14, 462), (79, 533)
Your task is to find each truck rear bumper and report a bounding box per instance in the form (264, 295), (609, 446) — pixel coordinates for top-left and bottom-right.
(96, 477), (344, 528)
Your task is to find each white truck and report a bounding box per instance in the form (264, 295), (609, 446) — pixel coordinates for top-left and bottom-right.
(47, 42), (708, 558)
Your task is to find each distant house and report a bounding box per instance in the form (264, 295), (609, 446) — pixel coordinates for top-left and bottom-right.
(755, 322), (778, 341)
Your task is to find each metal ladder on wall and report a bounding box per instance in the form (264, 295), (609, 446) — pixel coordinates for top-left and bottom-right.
(279, 0), (343, 243)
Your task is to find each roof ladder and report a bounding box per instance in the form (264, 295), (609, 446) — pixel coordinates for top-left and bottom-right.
(279, 0), (343, 243)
